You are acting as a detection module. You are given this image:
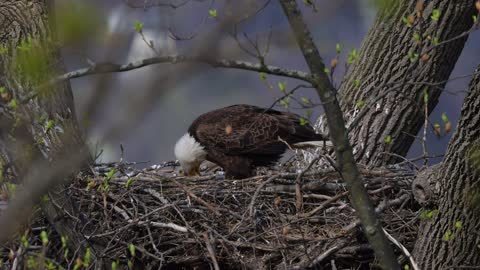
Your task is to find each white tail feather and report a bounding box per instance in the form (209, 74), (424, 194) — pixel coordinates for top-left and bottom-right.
(292, 141), (333, 149)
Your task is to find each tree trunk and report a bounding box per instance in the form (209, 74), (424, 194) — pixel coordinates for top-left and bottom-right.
(314, 0), (476, 166)
(412, 66), (480, 268)
(0, 0), (94, 261)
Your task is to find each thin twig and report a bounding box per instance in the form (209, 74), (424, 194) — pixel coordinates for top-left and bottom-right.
(203, 232), (220, 270)
(173, 179), (221, 216)
(300, 191), (349, 218)
(295, 156), (320, 213)
(383, 228), (420, 270)
(248, 175), (278, 219)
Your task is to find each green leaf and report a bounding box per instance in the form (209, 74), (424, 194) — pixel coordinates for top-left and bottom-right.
(442, 229), (453, 241)
(86, 180), (95, 191)
(129, 243), (136, 257)
(433, 36), (440, 46)
(353, 79), (361, 89)
(105, 168), (116, 179)
(384, 135), (392, 145)
(7, 182), (16, 195)
(431, 9), (441, 21)
(27, 256), (37, 269)
(17, 38), (32, 52)
(73, 261), (81, 270)
(40, 230), (49, 246)
(299, 117), (308, 126)
(0, 86), (5, 93)
(473, 15), (478, 23)
(0, 46), (7, 54)
(46, 119), (55, 132)
(413, 32), (421, 42)
(419, 209), (440, 221)
(356, 100), (367, 109)
(347, 49), (358, 64)
(8, 98), (17, 109)
(335, 43), (343, 54)
(21, 234), (29, 248)
(427, 209), (439, 219)
(209, 9), (217, 18)
(46, 261), (56, 270)
(301, 97), (310, 104)
(408, 51), (419, 62)
(455, 221), (463, 229)
(404, 264), (410, 270)
(441, 113), (449, 123)
(279, 99), (289, 108)
(61, 236), (68, 249)
(278, 82), (286, 93)
(259, 72), (266, 80)
(84, 248), (91, 266)
(324, 67), (330, 73)
(133, 20), (144, 33)
(125, 178), (136, 188)
(423, 88), (429, 104)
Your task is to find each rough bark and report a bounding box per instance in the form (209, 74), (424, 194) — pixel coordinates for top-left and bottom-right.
(314, 0), (476, 166)
(412, 66), (480, 269)
(278, 1), (399, 269)
(0, 0), (94, 261)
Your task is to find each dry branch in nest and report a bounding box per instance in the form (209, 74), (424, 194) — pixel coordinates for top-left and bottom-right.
(1, 162), (420, 269)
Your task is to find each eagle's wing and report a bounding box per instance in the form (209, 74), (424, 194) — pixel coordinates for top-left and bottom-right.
(189, 105), (318, 158)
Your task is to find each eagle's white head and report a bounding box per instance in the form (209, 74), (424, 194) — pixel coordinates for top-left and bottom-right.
(174, 133), (207, 176)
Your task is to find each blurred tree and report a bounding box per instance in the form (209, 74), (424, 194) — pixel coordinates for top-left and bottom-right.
(0, 0), (95, 261)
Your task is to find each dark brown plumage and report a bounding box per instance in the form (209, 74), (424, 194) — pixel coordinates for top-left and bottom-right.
(186, 104), (326, 178)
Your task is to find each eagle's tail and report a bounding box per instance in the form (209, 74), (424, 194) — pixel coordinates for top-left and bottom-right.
(292, 140), (333, 150)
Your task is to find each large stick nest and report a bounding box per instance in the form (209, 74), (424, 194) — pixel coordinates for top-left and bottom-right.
(2, 161), (420, 269)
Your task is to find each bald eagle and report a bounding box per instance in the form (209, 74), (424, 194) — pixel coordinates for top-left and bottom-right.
(174, 104), (328, 179)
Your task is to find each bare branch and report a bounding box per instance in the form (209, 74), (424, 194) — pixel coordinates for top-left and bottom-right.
(278, 0), (399, 269)
(383, 228), (420, 270)
(55, 55), (312, 83)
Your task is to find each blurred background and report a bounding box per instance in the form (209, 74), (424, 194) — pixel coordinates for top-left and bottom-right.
(64, 0), (480, 165)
